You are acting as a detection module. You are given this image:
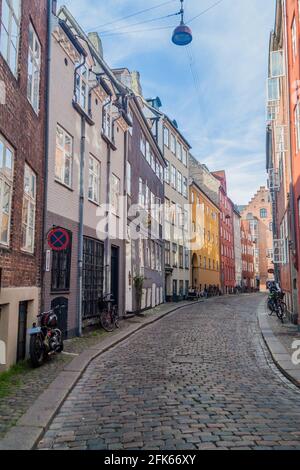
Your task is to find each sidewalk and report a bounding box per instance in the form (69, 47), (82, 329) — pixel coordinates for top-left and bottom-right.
(257, 298), (300, 388)
(0, 299), (203, 450)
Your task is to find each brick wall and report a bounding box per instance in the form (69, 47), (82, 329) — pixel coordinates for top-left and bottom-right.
(0, 0), (47, 289)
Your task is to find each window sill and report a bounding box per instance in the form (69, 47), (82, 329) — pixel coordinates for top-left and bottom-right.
(88, 198), (100, 208)
(72, 100), (95, 126)
(55, 179), (74, 192)
(101, 132), (117, 151)
(20, 249), (35, 257)
(51, 290), (71, 295)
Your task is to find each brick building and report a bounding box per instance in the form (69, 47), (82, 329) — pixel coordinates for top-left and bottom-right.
(241, 220), (255, 290)
(212, 171), (236, 294)
(241, 187), (273, 291)
(0, 0), (48, 370)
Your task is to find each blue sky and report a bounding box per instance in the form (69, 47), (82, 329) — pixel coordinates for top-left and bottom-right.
(59, 0), (275, 204)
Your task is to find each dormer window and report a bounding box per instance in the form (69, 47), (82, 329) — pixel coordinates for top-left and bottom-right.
(75, 62), (89, 113)
(103, 99), (112, 140)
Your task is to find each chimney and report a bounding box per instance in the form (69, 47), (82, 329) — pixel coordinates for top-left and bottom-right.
(88, 32), (104, 58)
(131, 71), (143, 97)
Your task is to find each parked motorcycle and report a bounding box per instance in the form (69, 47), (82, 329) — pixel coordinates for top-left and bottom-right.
(28, 306), (65, 368)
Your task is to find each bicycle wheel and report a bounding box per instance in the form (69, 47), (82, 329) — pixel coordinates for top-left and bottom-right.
(100, 309), (114, 332)
(276, 305), (284, 324)
(113, 306), (120, 329)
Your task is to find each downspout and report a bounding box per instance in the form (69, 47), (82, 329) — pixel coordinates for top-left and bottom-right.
(74, 56), (87, 338)
(283, 0), (299, 323)
(122, 123), (128, 318)
(103, 96), (112, 295)
(41, 0), (53, 311)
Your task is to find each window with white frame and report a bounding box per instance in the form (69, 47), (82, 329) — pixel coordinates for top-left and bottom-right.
(27, 23), (41, 113)
(22, 164), (36, 253)
(75, 62), (89, 113)
(171, 134), (176, 154)
(111, 174), (120, 215)
(177, 171), (182, 194)
(0, 135), (13, 246)
(182, 176), (187, 198)
(171, 165), (176, 188)
(55, 125), (73, 187)
(145, 141), (150, 163)
(292, 17), (297, 61)
(182, 148), (187, 166)
(103, 100), (112, 140)
(164, 126), (169, 148)
(295, 102), (300, 152)
(88, 155), (100, 204)
(270, 50), (285, 78)
(267, 78), (280, 102)
(0, 0), (21, 76)
(176, 142), (182, 162)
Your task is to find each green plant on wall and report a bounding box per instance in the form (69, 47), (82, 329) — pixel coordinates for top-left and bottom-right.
(133, 275), (144, 312)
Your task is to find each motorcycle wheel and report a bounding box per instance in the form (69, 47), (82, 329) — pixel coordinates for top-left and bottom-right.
(30, 334), (46, 368)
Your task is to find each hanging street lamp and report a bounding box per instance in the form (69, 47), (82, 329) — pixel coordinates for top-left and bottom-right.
(172, 0), (193, 46)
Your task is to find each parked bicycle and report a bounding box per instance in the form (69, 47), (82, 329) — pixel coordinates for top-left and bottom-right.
(28, 305), (65, 368)
(267, 287), (287, 324)
(99, 293), (119, 332)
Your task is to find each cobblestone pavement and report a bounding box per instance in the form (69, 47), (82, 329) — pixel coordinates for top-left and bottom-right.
(38, 294), (300, 451)
(0, 302), (185, 439)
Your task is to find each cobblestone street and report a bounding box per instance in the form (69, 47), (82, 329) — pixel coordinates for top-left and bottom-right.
(38, 294), (300, 451)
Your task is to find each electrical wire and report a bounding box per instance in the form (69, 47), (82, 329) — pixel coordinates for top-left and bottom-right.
(95, 0), (227, 38)
(100, 11), (181, 36)
(86, 0), (176, 33)
(187, 0), (225, 23)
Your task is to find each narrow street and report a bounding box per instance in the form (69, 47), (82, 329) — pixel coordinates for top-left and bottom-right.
(38, 294), (300, 451)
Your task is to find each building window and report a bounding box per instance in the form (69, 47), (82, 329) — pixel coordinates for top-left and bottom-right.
(111, 174), (120, 215)
(146, 141), (150, 163)
(27, 23), (41, 113)
(22, 164), (36, 253)
(0, 135), (13, 246)
(165, 241), (171, 266)
(140, 135), (146, 157)
(260, 208), (267, 219)
(171, 165), (176, 189)
(184, 247), (189, 269)
(164, 161), (170, 184)
(164, 126), (169, 148)
(126, 161), (131, 196)
(182, 176), (188, 198)
(0, 0), (21, 76)
(51, 230), (72, 292)
(171, 134), (176, 154)
(179, 246), (184, 268)
(176, 142), (182, 161)
(292, 16), (297, 61)
(177, 171), (182, 194)
(88, 155), (100, 204)
(182, 148), (187, 166)
(75, 62), (89, 113)
(172, 243), (178, 267)
(102, 100), (112, 140)
(55, 125), (73, 188)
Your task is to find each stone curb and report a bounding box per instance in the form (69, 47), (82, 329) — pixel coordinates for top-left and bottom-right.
(0, 300), (204, 451)
(257, 298), (300, 389)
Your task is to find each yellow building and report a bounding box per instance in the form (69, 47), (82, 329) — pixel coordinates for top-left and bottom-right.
(190, 180), (221, 292)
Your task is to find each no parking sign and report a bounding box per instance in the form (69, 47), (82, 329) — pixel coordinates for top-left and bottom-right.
(47, 227), (70, 252)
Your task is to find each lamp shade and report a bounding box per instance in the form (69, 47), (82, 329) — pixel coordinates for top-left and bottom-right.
(172, 23), (193, 46)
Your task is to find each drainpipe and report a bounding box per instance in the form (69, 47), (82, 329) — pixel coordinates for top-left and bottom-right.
(73, 55), (87, 337)
(103, 96), (112, 295)
(77, 115), (86, 337)
(283, 0), (299, 324)
(41, 0), (53, 311)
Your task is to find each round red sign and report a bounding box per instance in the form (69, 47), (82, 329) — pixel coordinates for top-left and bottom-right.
(47, 228), (70, 252)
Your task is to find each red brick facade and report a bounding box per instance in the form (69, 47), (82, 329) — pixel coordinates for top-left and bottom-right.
(0, 0), (47, 289)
